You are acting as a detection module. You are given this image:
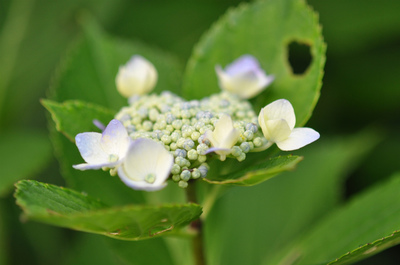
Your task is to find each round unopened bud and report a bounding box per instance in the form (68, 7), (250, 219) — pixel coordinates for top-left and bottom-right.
(183, 139), (195, 151)
(231, 146), (242, 157)
(178, 180), (188, 189)
(180, 170), (191, 181)
(116, 55), (158, 98)
(175, 149), (187, 158)
(253, 137), (263, 147)
(192, 169), (201, 179)
(171, 164), (181, 175)
(187, 150), (198, 160)
(240, 142), (251, 153)
(172, 174), (181, 182)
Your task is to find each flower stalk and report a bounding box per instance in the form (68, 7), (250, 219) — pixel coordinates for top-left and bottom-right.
(186, 181), (206, 265)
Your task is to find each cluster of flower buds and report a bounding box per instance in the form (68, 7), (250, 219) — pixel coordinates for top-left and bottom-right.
(73, 55), (319, 191)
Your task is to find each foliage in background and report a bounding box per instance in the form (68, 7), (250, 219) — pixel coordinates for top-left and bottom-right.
(0, 0), (399, 264)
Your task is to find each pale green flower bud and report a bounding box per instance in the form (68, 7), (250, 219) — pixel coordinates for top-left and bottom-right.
(116, 55), (158, 98)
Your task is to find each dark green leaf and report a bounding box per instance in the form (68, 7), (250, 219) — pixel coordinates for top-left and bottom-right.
(183, 0), (326, 126)
(205, 131), (380, 265)
(0, 131), (51, 197)
(42, 99), (115, 142)
(15, 180), (202, 241)
(50, 17), (183, 110)
(204, 155), (302, 186)
(282, 173), (400, 265)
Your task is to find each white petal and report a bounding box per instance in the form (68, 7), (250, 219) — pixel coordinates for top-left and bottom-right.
(224, 55), (261, 75)
(115, 55), (158, 98)
(205, 115), (240, 150)
(118, 138), (173, 191)
(73, 160), (120, 171)
(75, 132), (108, 165)
(261, 99), (296, 130)
(204, 130), (219, 148)
(216, 55), (273, 99)
(213, 115), (234, 142)
(101, 119), (130, 158)
(276, 127), (320, 151)
(219, 128), (241, 150)
(264, 119), (292, 143)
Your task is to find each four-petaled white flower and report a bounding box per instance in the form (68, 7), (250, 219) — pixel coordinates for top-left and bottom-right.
(73, 119), (131, 170)
(115, 55), (158, 98)
(204, 114), (240, 161)
(118, 138), (174, 191)
(258, 99), (320, 151)
(215, 55), (274, 99)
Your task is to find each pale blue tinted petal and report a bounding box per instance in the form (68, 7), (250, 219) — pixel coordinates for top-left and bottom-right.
(225, 55), (260, 75)
(101, 119), (130, 158)
(73, 160), (120, 171)
(75, 132), (108, 164)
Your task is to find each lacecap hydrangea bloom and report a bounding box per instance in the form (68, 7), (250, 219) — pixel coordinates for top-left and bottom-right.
(74, 54), (319, 191)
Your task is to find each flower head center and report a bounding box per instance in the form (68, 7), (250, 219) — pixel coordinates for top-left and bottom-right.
(144, 173), (156, 184)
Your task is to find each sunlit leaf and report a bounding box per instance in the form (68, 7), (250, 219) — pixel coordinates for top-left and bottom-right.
(204, 155), (302, 186)
(183, 0), (326, 126)
(42, 99), (115, 142)
(15, 180), (202, 241)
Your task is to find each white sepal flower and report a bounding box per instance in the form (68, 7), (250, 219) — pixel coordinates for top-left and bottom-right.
(215, 55), (274, 99)
(73, 119), (131, 170)
(118, 138), (174, 191)
(258, 99), (320, 151)
(204, 114), (240, 161)
(115, 55), (158, 98)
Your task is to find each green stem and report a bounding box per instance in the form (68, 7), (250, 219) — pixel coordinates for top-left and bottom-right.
(201, 185), (225, 220)
(186, 182), (206, 265)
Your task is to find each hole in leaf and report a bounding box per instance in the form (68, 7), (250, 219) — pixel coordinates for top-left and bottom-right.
(287, 41), (312, 75)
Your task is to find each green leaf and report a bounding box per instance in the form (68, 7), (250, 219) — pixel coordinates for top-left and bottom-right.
(286, 173), (400, 265)
(47, 18), (184, 205)
(42, 99), (115, 142)
(0, 131), (52, 197)
(183, 0), (326, 126)
(204, 155), (302, 186)
(205, 131), (380, 265)
(15, 180), (202, 241)
(0, 202), (7, 265)
(50, 17), (183, 110)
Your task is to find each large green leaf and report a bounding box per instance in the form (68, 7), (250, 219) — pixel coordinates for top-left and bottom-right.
(204, 155), (302, 186)
(285, 173), (400, 265)
(50, 17), (183, 109)
(205, 131), (380, 265)
(0, 201), (6, 265)
(0, 131), (51, 197)
(47, 19), (184, 205)
(42, 99), (115, 142)
(183, 0), (326, 126)
(15, 180), (202, 241)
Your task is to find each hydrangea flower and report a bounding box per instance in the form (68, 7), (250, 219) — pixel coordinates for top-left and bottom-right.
(118, 138), (174, 191)
(73, 119), (131, 170)
(204, 114), (241, 161)
(115, 55), (158, 98)
(258, 99), (320, 151)
(215, 55), (274, 99)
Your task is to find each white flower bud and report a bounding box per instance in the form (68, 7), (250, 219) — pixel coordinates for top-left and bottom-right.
(215, 55), (274, 99)
(116, 55), (158, 98)
(258, 99), (320, 151)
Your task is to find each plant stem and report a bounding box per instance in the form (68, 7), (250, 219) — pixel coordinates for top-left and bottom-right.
(186, 182), (206, 265)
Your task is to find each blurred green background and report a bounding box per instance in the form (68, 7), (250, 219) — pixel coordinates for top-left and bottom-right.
(0, 0), (399, 264)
